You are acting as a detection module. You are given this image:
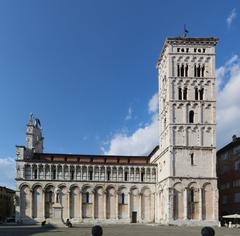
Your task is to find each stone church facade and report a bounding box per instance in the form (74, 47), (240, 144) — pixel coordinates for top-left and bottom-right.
(15, 37), (219, 225)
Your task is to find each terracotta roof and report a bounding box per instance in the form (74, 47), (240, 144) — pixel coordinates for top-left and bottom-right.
(27, 152), (157, 165)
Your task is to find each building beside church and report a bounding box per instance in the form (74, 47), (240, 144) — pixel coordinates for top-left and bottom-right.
(0, 186), (15, 222)
(15, 36), (219, 225)
(217, 135), (240, 218)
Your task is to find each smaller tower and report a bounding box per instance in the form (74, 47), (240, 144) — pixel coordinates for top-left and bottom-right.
(26, 113), (44, 153)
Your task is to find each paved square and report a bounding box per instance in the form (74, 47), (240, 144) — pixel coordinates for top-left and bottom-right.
(0, 224), (239, 236)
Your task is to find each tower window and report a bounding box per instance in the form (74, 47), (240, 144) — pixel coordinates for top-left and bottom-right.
(178, 88), (182, 100)
(201, 65), (205, 77)
(183, 88), (187, 100)
(190, 153), (194, 165)
(195, 88), (198, 100)
(181, 64), (184, 77)
(197, 65), (201, 77)
(189, 110), (194, 123)
(200, 88), (204, 100)
(185, 64), (188, 77)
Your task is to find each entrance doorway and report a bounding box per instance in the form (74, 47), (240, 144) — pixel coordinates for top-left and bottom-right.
(132, 211), (137, 223)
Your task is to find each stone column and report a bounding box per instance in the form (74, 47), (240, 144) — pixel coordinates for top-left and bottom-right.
(37, 165), (40, 179)
(79, 190), (82, 220)
(213, 188), (219, 221)
(30, 164), (33, 180)
(138, 193), (142, 222)
(68, 165), (71, 180)
(105, 167), (107, 181)
(42, 189), (45, 219)
(92, 191), (95, 219)
(87, 166), (89, 181)
(29, 189), (33, 218)
(128, 192), (131, 221)
(115, 192), (119, 219)
(199, 188), (203, 220)
(103, 191), (106, 219)
(168, 188), (174, 221)
(67, 191), (71, 218)
(43, 164), (46, 179)
(116, 167), (119, 182)
(55, 165), (58, 180)
(110, 166), (113, 181)
(184, 188), (188, 220)
(15, 190), (21, 222)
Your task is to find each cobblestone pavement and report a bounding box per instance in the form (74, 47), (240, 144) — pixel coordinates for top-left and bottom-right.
(0, 224), (239, 236)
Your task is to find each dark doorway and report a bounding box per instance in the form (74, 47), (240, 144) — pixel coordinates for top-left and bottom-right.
(132, 211), (137, 223)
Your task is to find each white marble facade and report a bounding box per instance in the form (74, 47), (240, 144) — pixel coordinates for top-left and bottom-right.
(16, 37), (219, 225)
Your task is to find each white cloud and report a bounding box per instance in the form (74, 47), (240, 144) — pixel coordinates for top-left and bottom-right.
(103, 93), (159, 156)
(0, 157), (16, 190)
(226, 8), (237, 27)
(217, 55), (240, 147)
(148, 93), (159, 113)
(103, 114), (159, 156)
(125, 107), (133, 121)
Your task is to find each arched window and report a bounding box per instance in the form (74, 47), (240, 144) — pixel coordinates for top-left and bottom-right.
(178, 88), (182, 100)
(189, 110), (194, 123)
(124, 172), (128, 181)
(200, 88), (204, 100)
(190, 153), (194, 165)
(86, 192), (89, 203)
(181, 64), (184, 77)
(53, 169), (56, 180)
(197, 65), (201, 77)
(201, 65), (205, 77)
(183, 88), (187, 100)
(121, 193), (125, 204)
(190, 189), (194, 203)
(195, 88), (198, 100)
(34, 169), (37, 179)
(185, 64), (188, 77)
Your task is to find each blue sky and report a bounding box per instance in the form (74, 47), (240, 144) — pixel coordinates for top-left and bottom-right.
(0, 0), (240, 188)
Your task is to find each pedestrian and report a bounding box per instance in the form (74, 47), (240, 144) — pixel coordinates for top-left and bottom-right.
(92, 225), (103, 236)
(201, 227), (215, 236)
(66, 218), (72, 228)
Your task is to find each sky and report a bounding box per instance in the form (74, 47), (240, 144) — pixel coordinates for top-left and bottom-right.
(0, 0), (239, 189)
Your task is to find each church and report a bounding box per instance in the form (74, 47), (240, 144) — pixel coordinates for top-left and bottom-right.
(15, 36), (219, 225)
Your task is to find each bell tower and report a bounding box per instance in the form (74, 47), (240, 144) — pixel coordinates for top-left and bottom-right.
(155, 37), (219, 225)
(26, 113), (44, 153)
